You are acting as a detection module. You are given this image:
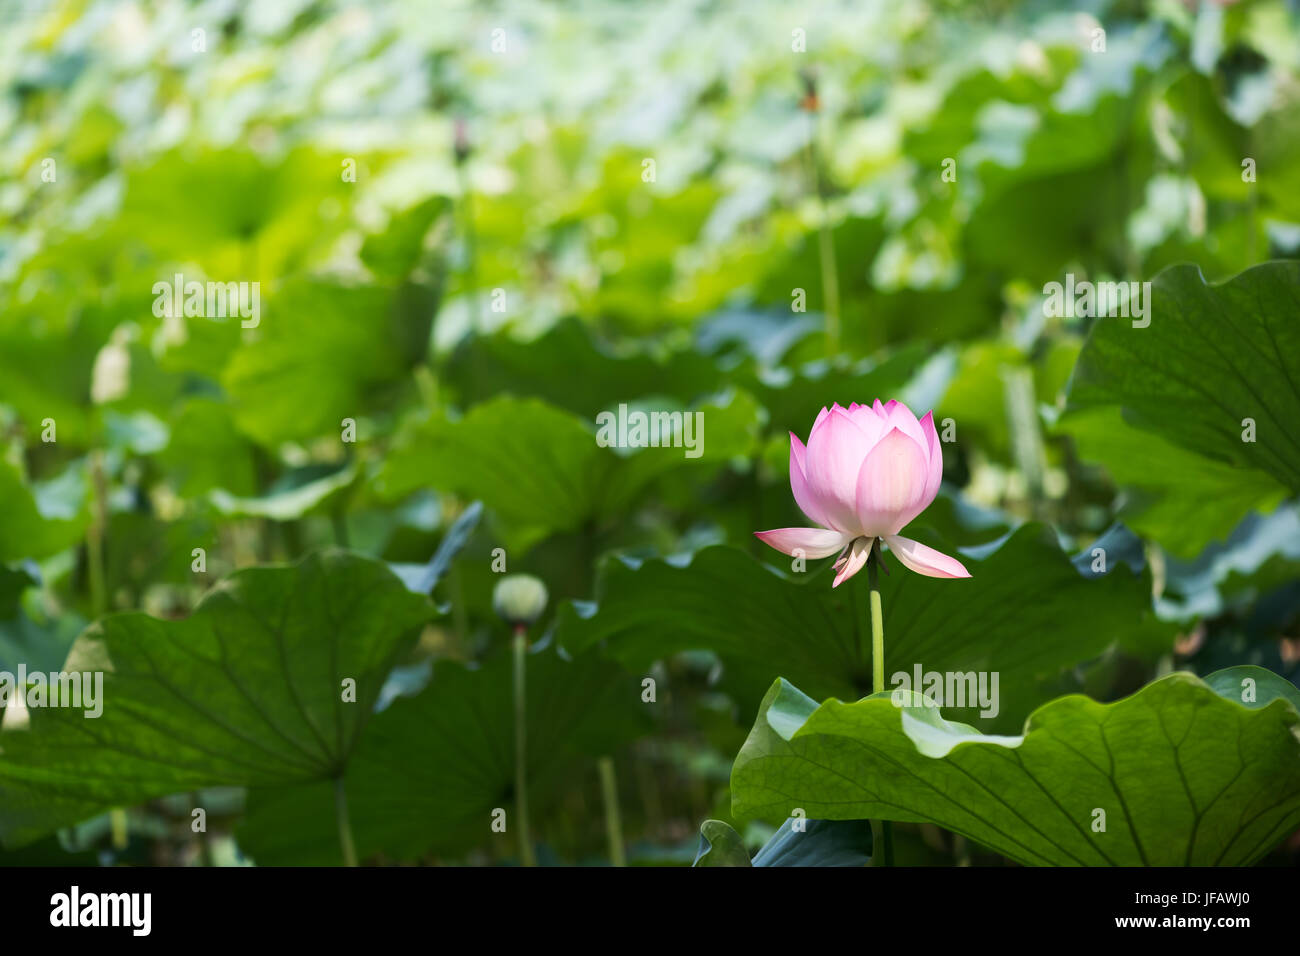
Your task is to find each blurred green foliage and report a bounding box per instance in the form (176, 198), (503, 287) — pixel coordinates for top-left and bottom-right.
(1, 0), (1298, 866)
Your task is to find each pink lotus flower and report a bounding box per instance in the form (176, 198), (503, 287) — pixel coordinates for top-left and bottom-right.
(755, 400), (970, 587)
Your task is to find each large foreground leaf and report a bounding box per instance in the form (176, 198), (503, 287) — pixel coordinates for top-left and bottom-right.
(557, 524), (1171, 731)
(1068, 261), (1300, 496)
(236, 642), (649, 864)
(731, 667), (1300, 866)
(0, 551), (433, 847)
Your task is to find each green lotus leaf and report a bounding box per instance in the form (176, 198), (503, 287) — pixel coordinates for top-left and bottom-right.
(1068, 261), (1300, 498)
(236, 642), (649, 864)
(0, 550), (433, 847)
(730, 667), (1300, 866)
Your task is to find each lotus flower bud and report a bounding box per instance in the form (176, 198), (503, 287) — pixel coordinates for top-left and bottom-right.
(754, 399), (970, 587)
(453, 117), (471, 164)
(492, 574), (549, 627)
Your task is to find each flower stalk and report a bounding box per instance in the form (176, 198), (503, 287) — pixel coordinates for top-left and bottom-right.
(800, 69), (840, 359)
(334, 776), (357, 867)
(598, 755), (626, 867)
(869, 540), (885, 696)
(492, 574), (548, 867)
(512, 623), (536, 866)
(89, 450), (131, 852)
(753, 399), (966, 868)
(867, 542), (895, 867)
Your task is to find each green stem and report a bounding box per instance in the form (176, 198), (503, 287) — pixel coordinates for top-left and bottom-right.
(87, 450), (108, 620)
(633, 751), (664, 838)
(458, 160), (483, 328)
(513, 626), (536, 866)
(867, 542), (895, 866)
(868, 549), (884, 696)
(598, 755), (627, 867)
(1002, 366), (1045, 519)
(953, 832), (970, 867)
(109, 808), (128, 852)
(334, 776), (357, 867)
(816, 216), (841, 358)
(88, 451), (129, 851)
(806, 135), (841, 359)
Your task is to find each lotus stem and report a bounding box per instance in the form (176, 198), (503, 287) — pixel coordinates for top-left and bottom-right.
(457, 150), (483, 327)
(109, 808), (128, 851)
(867, 541), (895, 866)
(598, 755), (626, 867)
(89, 451), (128, 851)
(805, 136), (841, 358)
(869, 541), (884, 696)
(87, 450), (108, 622)
(513, 624), (536, 866)
(334, 776), (357, 867)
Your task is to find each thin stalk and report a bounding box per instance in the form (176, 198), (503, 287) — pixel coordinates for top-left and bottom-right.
(816, 215), (841, 358)
(953, 833), (970, 867)
(513, 625), (536, 866)
(334, 776), (357, 867)
(805, 133), (841, 358)
(1146, 541), (1167, 601)
(869, 547), (884, 696)
(597, 755), (627, 867)
(1001, 366), (1045, 519)
(632, 749), (664, 837)
(457, 159), (483, 328)
(89, 451), (129, 851)
(87, 450), (108, 622)
(867, 543), (895, 866)
(109, 808), (128, 851)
